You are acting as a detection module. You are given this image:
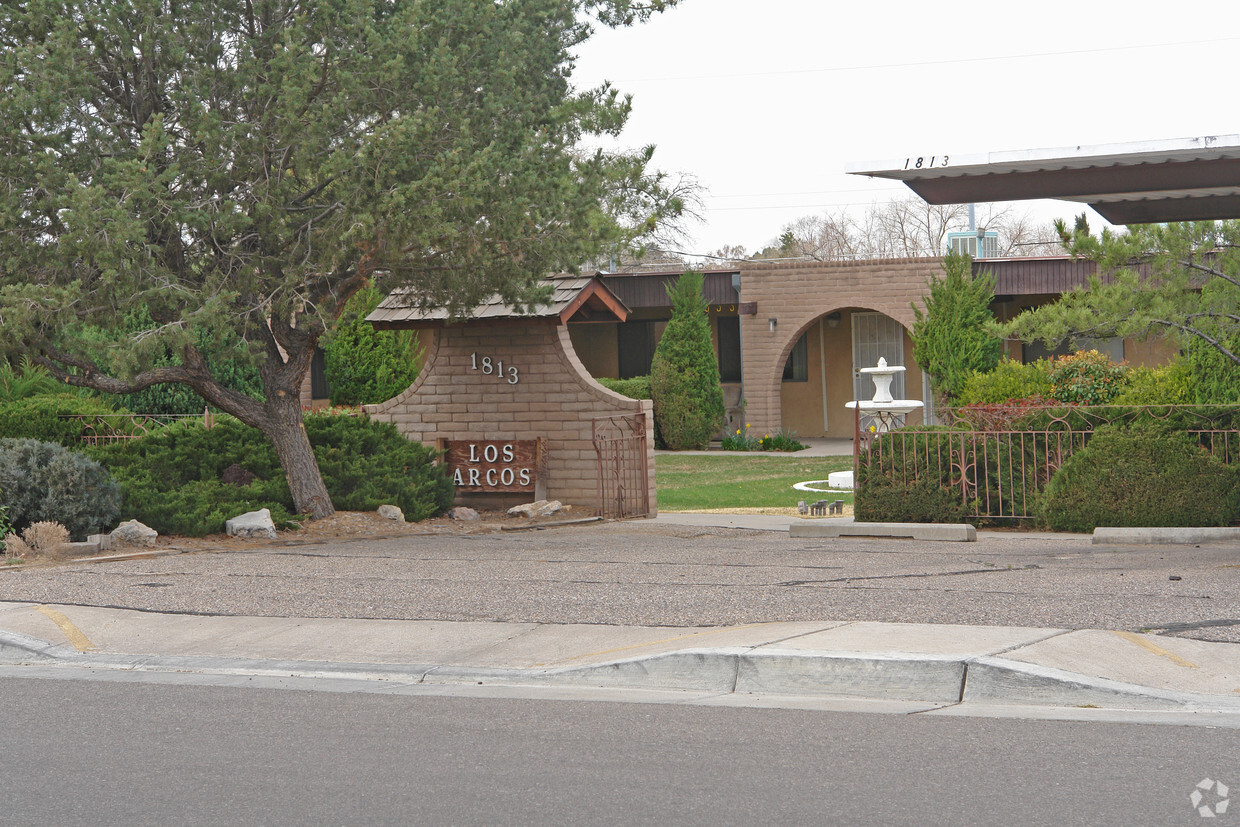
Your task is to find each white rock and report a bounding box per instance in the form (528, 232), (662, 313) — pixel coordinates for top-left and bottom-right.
(447, 506), (480, 521)
(110, 520), (158, 548)
(506, 500), (563, 519)
(377, 504), (405, 522)
(225, 508), (277, 540)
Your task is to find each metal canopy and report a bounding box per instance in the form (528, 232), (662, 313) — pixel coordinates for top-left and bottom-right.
(845, 135), (1240, 224)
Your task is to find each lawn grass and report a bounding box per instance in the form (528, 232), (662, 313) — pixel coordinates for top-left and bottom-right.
(655, 453), (853, 511)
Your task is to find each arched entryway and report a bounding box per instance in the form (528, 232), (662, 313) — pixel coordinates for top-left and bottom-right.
(774, 308), (929, 439)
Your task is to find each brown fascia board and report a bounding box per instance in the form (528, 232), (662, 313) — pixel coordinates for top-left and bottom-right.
(1089, 194), (1240, 224)
(908, 157), (1240, 205)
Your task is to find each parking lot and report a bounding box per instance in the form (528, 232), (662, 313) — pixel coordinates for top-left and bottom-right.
(0, 521), (1237, 642)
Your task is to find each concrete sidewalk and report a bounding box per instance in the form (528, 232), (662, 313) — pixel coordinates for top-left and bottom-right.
(3, 601), (1239, 721)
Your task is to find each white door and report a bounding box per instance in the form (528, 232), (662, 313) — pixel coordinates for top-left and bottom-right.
(852, 312), (906, 402)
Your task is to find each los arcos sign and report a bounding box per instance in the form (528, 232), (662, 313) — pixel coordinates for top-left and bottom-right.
(441, 439), (546, 494)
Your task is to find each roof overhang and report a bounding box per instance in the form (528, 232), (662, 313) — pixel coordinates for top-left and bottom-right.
(846, 135), (1240, 224)
(368, 275), (630, 329)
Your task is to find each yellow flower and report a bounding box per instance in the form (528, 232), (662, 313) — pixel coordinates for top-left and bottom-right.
(868, 425), (876, 433)
(735, 429), (741, 435)
(745, 423), (751, 428)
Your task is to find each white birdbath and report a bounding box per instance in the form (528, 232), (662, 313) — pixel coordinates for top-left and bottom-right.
(844, 357), (925, 434)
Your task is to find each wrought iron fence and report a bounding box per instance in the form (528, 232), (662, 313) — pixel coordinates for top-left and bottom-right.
(592, 413), (650, 519)
(64, 408), (216, 445)
(855, 404), (1240, 520)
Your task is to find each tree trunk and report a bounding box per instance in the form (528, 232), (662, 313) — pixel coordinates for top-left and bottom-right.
(259, 389), (335, 519)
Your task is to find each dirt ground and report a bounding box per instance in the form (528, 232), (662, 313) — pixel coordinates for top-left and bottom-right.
(6, 504), (851, 562)
(156, 504), (855, 552)
(147, 500), (853, 552)
(158, 506), (594, 552)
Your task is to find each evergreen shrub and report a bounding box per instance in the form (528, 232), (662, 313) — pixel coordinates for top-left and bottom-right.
(854, 428), (970, 523)
(649, 271), (725, 450)
(596, 375), (652, 401)
(90, 413), (453, 536)
(855, 476), (969, 524)
(1111, 361), (1193, 405)
(1038, 422), (1240, 532)
(0, 393), (127, 446)
(0, 438), (121, 539)
(910, 252), (1003, 405)
(322, 286), (422, 406)
(1184, 325), (1240, 404)
(957, 359), (1052, 406)
(596, 375), (663, 448)
(304, 412), (453, 519)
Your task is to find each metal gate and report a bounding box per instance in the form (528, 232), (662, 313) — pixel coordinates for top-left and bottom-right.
(592, 413), (650, 519)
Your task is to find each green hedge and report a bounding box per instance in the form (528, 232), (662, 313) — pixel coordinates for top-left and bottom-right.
(855, 426), (1061, 524)
(1038, 422), (1240, 532)
(857, 413), (1240, 528)
(595, 375), (664, 449)
(958, 359), (1052, 405)
(854, 428), (971, 523)
(0, 393), (128, 447)
(596, 375), (652, 401)
(89, 413), (454, 536)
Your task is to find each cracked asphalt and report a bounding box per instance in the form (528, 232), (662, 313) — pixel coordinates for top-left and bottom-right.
(0, 522), (1237, 642)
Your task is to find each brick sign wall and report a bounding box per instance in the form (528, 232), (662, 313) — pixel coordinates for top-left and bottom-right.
(364, 321), (655, 514)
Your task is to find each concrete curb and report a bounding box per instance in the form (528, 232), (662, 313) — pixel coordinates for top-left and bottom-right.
(790, 522), (976, 542)
(0, 629), (66, 660)
(1092, 527), (1240, 545)
(963, 657), (1240, 712)
(6, 630), (1238, 713)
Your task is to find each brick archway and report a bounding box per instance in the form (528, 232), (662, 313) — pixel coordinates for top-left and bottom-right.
(736, 258), (940, 437)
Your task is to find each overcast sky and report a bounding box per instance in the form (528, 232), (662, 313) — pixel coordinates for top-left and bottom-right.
(571, 0), (1240, 259)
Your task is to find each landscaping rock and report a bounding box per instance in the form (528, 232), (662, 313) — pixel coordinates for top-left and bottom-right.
(226, 508), (277, 540)
(507, 500), (563, 519)
(110, 520), (158, 548)
(221, 464), (258, 486)
(447, 506), (480, 521)
(377, 504), (405, 522)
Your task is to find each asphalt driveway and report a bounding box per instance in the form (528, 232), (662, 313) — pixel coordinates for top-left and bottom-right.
(0, 522), (1236, 642)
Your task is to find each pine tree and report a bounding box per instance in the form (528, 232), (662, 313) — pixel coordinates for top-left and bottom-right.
(649, 271), (725, 450)
(0, 0), (685, 517)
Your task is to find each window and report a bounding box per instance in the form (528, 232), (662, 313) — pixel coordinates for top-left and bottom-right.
(852, 312), (905, 400)
(783, 333), (808, 382)
(717, 317), (741, 382)
(310, 347), (330, 400)
(1023, 336), (1124, 364)
(617, 320), (658, 379)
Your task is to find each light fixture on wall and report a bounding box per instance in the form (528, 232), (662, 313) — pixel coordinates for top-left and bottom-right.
(768, 318), (777, 332)
(825, 312), (841, 328)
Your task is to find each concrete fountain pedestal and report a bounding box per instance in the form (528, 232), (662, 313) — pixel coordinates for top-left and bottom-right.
(829, 358), (925, 490)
